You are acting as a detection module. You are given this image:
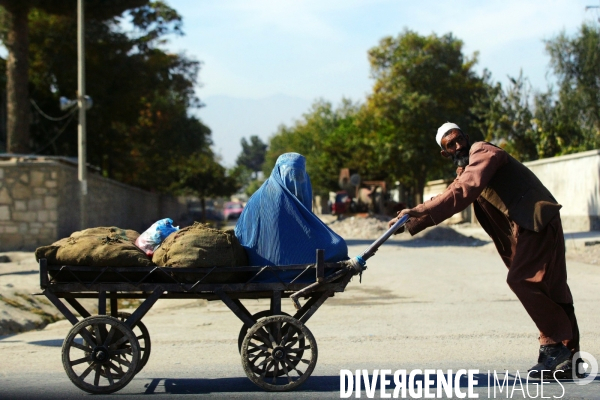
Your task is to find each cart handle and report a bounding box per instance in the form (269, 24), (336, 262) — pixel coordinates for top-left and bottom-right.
(350, 214), (410, 270)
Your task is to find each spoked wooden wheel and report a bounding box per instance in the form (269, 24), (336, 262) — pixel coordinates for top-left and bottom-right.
(62, 315), (140, 394)
(241, 315), (317, 391)
(116, 312), (151, 373)
(237, 310), (291, 353)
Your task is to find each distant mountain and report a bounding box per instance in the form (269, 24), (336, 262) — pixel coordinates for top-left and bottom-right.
(195, 94), (312, 167)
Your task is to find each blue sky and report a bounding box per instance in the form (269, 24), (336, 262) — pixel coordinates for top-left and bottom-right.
(159, 0), (596, 165)
(167, 0), (593, 99)
(3, 0), (593, 165)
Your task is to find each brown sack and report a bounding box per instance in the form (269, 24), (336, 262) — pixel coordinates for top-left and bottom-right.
(35, 227), (153, 267)
(152, 222), (248, 268)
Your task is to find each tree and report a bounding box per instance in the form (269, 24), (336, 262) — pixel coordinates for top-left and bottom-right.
(236, 135), (267, 179)
(2, 1), (216, 194)
(264, 99), (381, 196)
(244, 179), (264, 197)
(366, 29), (486, 203)
(471, 71), (538, 161)
(532, 87), (589, 158)
(168, 151), (240, 222)
(532, 23), (600, 154)
(0, 0), (148, 153)
(472, 24), (600, 161)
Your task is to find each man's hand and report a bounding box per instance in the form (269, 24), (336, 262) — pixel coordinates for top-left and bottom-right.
(397, 207), (428, 219)
(387, 207), (429, 234)
(388, 217), (405, 234)
(387, 211), (406, 234)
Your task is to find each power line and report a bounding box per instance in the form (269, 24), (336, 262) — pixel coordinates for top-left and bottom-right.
(30, 99), (77, 121)
(32, 111), (77, 154)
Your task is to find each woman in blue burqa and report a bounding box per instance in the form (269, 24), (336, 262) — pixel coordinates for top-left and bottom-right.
(235, 153), (348, 266)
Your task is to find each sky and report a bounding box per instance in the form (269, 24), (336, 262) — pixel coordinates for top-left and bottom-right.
(167, 0), (594, 99)
(159, 0), (596, 166)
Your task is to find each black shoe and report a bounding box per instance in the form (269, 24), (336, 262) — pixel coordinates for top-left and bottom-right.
(553, 358), (589, 380)
(528, 344), (571, 378)
(553, 359), (573, 380)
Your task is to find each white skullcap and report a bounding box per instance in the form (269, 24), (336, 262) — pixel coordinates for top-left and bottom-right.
(436, 122), (462, 147)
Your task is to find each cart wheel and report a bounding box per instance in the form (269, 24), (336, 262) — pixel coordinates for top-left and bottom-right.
(82, 313), (150, 376)
(241, 315), (317, 391)
(62, 315), (140, 394)
(237, 310), (291, 353)
(116, 312), (151, 373)
(238, 311), (304, 378)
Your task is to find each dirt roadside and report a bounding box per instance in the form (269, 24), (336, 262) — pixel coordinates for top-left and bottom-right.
(0, 252), (62, 336)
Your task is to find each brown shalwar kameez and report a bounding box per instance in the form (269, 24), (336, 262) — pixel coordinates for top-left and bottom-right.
(405, 142), (579, 353)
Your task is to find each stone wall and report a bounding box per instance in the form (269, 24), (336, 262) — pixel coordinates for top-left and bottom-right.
(0, 156), (188, 251)
(0, 162), (59, 250)
(423, 179), (474, 225)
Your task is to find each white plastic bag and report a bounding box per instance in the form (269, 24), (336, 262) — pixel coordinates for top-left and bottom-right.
(135, 218), (179, 256)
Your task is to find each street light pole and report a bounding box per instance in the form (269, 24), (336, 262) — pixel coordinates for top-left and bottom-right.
(77, 0), (87, 230)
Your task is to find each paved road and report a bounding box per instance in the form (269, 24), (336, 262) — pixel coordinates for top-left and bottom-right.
(1, 239), (599, 399)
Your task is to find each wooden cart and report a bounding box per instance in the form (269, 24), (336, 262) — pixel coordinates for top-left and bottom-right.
(38, 216), (408, 394)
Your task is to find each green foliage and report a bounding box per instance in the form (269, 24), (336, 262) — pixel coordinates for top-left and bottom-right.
(365, 29), (486, 202)
(264, 99), (379, 196)
(227, 164), (252, 189)
(15, 1), (230, 196)
(0, 0), (149, 21)
(236, 135), (268, 178)
(471, 71), (538, 161)
(532, 87), (591, 158)
(128, 0), (182, 51)
(244, 179), (264, 197)
(533, 23), (600, 154)
(264, 30), (488, 203)
(0, 56), (5, 152)
(258, 27), (600, 204)
(474, 23), (600, 162)
(167, 151), (239, 199)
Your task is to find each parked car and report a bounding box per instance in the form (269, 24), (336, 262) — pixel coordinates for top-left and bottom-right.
(223, 202), (244, 220)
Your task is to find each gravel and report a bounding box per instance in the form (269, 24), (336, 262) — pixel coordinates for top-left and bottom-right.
(328, 214), (391, 239)
(415, 225), (488, 246)
(328, 214), (486, 245)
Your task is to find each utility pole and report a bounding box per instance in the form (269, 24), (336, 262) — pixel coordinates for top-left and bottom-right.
(77, 0), (87, 230)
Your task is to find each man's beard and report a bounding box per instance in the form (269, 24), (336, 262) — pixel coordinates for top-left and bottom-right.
(451, 146), (471, 167)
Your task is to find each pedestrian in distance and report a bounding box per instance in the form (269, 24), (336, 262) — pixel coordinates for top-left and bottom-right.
(388, 122), (579, 378)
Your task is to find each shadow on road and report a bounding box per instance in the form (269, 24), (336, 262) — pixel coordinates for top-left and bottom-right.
(0, 270), (38, 277)
(144, 377), (260, 394)
(28, 339), (64, 347)
(143, 375), (344, 394)
(141, 372), (592, 394)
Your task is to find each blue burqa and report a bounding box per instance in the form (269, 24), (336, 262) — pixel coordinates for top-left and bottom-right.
(235, 153), (348, 266)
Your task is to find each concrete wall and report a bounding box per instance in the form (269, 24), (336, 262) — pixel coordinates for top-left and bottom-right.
(423, 179), (473, 225)
(524, 149), (600, 232)
(423, 149), (600, 231)
(0, 156), (188, 251)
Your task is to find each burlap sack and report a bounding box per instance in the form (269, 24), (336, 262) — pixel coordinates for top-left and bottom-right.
(35, 227), (153, 267)
(152, 222), (248, 268)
